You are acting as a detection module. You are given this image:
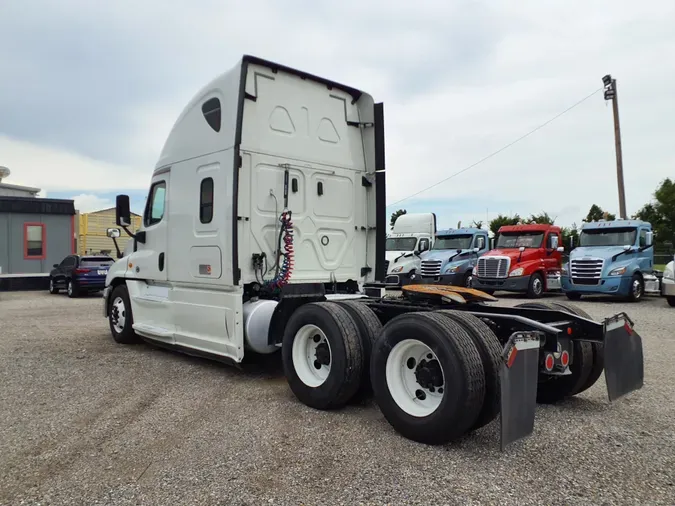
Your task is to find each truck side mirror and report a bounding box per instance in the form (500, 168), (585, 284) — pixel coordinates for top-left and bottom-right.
(116, 195), (132, 227)
(645, 231), (653, 247)
(550, 235), (559, 250)
(519, 246), (525, 252)
(556, 246), (564, 252)
(473, 247), (480, 253)
(107, 228), (121, 238)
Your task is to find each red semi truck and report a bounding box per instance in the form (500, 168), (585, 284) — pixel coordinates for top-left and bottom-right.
(471, 224), (564, 298)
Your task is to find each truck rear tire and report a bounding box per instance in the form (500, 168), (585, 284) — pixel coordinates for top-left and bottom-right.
(550, 302), (604, 395)
(515, 302), (593, 404)
(334, 300), (382, 402)
(282, 302), (364, 410)
(436, 310), (501, 431)
(526, 273), (544, 298)
(109, 284), (140, 344)
(668, 296), (675, 307)
(370, 312), (485, 445)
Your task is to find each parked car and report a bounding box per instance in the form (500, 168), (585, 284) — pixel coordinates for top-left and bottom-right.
(49, 254), (114, 297)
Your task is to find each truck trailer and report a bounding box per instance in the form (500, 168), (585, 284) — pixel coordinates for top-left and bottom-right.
(103, 55), (644, 450)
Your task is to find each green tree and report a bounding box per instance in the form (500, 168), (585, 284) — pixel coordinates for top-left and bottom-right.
(561, 223), (579, 249)
(584, 204), (616, 222)
(390, 209), (407, 228)
(524, 212), (555, 225)
(489, 214), (520, 236)
(633, 178), (675, 247)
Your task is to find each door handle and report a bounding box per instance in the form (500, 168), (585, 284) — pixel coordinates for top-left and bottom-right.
(159, 252), (165, 272)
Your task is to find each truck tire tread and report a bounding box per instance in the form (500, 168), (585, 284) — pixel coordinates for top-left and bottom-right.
(370, 312), (485, 445)
(334, 300), (382, 402)
(436, 310), (501, 431)
(281, 302), (364, 410)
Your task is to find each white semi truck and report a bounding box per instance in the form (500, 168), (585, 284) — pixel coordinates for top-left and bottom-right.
(104, 55), (645, 449)
(384, 212), (436, 287)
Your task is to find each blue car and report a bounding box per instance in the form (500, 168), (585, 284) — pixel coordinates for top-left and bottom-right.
(49, 254), (114, 298)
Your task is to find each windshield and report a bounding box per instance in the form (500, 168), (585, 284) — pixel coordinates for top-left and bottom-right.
(386, 237), (417, 251)
(579, 228), (637, 247)
(432, 235), (473, 250)
(496, 232), (544, 249)
(80, 257), (114, 267)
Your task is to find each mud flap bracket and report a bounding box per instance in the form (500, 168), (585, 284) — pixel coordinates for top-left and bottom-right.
(603, 313), (644, 402)
(500, 331), (541, 451)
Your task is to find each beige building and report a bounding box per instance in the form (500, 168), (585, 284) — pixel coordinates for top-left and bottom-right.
(78, 207), (142, 255)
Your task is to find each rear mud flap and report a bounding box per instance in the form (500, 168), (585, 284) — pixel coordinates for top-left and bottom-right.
(499, 332), (541, 451)
(603, 314), (644, 402)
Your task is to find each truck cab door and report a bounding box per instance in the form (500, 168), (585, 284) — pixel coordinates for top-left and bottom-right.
(131, 175), (170, 282)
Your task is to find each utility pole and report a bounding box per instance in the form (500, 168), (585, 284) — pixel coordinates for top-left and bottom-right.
(602, 74), (627, 219)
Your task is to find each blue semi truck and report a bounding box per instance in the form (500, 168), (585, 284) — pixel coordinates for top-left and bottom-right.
(418, 228), (490, 287)
(561, 219), (661, 302)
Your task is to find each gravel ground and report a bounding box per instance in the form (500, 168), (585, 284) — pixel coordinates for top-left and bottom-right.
(1, 289), (674, 505)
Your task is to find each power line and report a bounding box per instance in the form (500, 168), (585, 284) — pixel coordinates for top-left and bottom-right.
(386, 86), (604, 209)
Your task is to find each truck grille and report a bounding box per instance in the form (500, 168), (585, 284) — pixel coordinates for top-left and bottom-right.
(421, 260), (442, 277)
(570, 258), (604, 284)
(476, 257), (510, 278)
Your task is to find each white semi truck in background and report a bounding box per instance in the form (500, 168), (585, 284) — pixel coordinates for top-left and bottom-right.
(384, 212), (436, 287)
(103, 55), (645, 450)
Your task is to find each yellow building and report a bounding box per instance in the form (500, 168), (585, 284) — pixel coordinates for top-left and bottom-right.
(78, 207), (142, 256)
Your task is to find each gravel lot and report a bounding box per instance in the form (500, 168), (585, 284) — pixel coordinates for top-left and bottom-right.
(1, 289), (674, 505)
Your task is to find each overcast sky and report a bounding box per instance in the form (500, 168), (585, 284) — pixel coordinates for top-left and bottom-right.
(1, 0), (674, 228)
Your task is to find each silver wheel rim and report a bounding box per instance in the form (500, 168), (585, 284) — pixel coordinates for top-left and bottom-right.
(292, 324), (332, 387)
(111, 296), (126, 333)
(465, 275), (473, 287)
(633, 279), (642, 298)
(385, 339), (445, 417)
(49, 279), (54, 291)
(533, 277), (543, 295)
(67, 281), (72, 296)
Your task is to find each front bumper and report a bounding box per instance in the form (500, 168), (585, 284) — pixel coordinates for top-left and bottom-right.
(561, 275), (631, 295)
(662, 277), (675, 297)
(420, 272), (463, 286)
(472, 275), (531, 292)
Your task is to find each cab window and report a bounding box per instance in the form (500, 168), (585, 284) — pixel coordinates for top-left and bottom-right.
(145, 181), (166, 227)
(639, 229), (647, 247)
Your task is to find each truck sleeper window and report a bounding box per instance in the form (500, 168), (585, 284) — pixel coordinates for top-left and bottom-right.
(145, 182), (166, 227)
(432, 235), (472, 250)
(386, 237), (417, 251)
(200, 177), (214, 224)
(497, 232), (544, 249)
(579, 228), (637, 247)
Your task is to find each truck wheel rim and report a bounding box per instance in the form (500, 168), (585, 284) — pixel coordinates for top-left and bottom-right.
(533, 277), (543, 294)
(465, 275), (473, 287)
(633, 279), (642, 298)
(385, 339), (445, 417)
(111, 296), (126, 333)
(292, 324), (331, 387)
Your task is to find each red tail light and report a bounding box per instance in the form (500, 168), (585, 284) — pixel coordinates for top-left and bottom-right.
(560, 350), (570, 368)
(74, 268), (90, 274)
(544, 353), (555, 371)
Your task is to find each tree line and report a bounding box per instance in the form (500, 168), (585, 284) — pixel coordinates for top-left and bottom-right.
(390, 178), (675, 251)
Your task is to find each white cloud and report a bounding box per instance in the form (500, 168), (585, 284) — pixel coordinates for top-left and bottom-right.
(1, 0), (674, 229)
(70, 194), (115, 213)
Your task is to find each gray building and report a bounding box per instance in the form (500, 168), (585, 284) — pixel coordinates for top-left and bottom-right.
(0, 194), (76, 276)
